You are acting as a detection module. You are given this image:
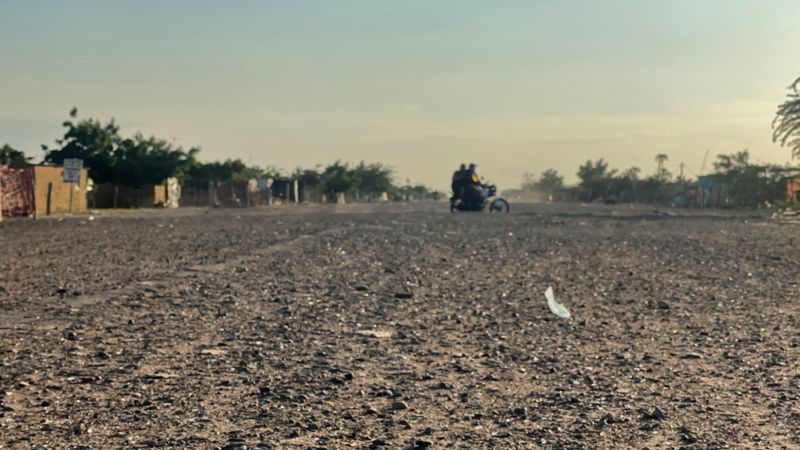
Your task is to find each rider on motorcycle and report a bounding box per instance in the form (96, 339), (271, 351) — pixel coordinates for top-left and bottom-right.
(463, 163), (484, 207)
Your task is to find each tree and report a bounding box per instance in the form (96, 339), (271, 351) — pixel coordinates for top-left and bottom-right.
(293, 167), (322, 188)
(44, 108), (199, 185)
(577, 159), (616, 201)
(319, 161), (354, 197)
(187, 159), (248, 182)
(655, 153), (668, 171)
(773, 76), (800, 158)
(113, 134), (198, 185)
(654, 153), (671, 180)
(534, 169), (564, 198)
(43, 108), (119, 183)
(351, 161), (394, 196)
(0, 144), (30, 164)
(711, 150), (786, 208)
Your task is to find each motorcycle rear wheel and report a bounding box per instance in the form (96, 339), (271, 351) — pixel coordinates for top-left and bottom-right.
(489, 198), (510, 213)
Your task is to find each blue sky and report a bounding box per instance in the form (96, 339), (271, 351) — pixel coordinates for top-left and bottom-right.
(1, 1), (798, 188)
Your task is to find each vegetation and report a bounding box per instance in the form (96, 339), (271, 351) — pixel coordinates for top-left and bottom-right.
(43, 108), (198, 185)
(773, 76), (800, 158)
(708, 150), (787, 208)
(0, 144), (30, 164)
(33, 108), (432, 196)
(517, 150), (793, 209)
(185, 159), (282, 183)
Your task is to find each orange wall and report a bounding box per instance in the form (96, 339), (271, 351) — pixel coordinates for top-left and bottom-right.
(33, 166), (88, 216)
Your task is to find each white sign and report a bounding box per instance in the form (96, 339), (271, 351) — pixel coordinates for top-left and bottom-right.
(63, 158), (83, 184)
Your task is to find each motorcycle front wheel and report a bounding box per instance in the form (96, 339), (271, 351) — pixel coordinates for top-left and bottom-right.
(489, 198), (510, 213)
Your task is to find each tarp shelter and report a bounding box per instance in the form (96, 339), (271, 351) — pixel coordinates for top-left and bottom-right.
(1, 165), (35, 218)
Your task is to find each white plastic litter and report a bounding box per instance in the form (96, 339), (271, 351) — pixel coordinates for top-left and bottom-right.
(545, 286), (571, 319)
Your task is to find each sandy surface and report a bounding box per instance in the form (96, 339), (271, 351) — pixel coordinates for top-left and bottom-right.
(1, 203), (798, 449)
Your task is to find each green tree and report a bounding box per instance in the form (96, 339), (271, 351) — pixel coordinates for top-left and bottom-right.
(0, 144), (30, 164)
(43, 108), (119, 183)
(319, 161), (355, 197)
(711, 150), (786, 207)
(352, 161), (394, 196)
(534, 169), (564, 198)
(654, 153), (671, 180)
(44, 108), (199, 185)
(577, 159), (616, 202)
(187, 159), (247, 182)
(773, 76), (800, 158)
(114, 134), (198, 185)
(293, 167), (322, 188)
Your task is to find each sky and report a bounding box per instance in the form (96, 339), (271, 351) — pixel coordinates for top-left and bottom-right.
(1, 1), (799, 190)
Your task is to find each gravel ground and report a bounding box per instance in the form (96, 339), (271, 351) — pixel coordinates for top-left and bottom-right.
(1, 203), (798, 449)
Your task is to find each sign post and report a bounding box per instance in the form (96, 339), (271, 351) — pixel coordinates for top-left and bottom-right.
(63, 159), (83, 214)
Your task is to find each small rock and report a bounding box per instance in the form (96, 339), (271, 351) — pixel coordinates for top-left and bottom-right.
(391, 401), (409, 411)
(597, 413), (618, 428)
(681, 353), (702, 360)
(657, 301), (670, 310)
(412, 440), (432, 449)
(73, 423), (87, 435)
(510, 407), (527, 419)
(390, 401), (408, 411)
(394, 292), (414, 299)
(679, 426), (698, 444)
(642, 407), (666, 421)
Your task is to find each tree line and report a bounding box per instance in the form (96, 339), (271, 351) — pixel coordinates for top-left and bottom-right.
(511, 75), (800, 209)
(514, 149), (793, 208)
(1, 108), (434, 199)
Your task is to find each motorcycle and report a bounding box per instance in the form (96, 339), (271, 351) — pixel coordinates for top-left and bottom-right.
(450, 184), (510, 213)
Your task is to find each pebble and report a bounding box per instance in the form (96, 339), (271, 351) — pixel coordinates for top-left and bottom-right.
(642, 407), (666, 421)
(390, 401), (409, 411)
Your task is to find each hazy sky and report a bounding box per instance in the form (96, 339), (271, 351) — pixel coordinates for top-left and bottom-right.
(2, 1), (798, 189)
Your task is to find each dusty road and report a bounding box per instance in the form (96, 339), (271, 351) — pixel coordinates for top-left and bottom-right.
(1, 203), (798, 449)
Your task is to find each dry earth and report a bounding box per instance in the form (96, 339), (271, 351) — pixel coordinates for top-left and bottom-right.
(1, 203), (799, 449)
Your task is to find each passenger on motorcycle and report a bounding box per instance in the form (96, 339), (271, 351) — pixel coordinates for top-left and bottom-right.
(451, 163), (467, 201)
(463, 163), (484, 208)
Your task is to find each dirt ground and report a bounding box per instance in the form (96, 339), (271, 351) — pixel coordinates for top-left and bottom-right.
(1, 203), (798, 449)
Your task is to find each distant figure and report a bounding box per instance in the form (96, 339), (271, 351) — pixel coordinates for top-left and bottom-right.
(451, 163), (466, 201)
(464, 163), (484, 207)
